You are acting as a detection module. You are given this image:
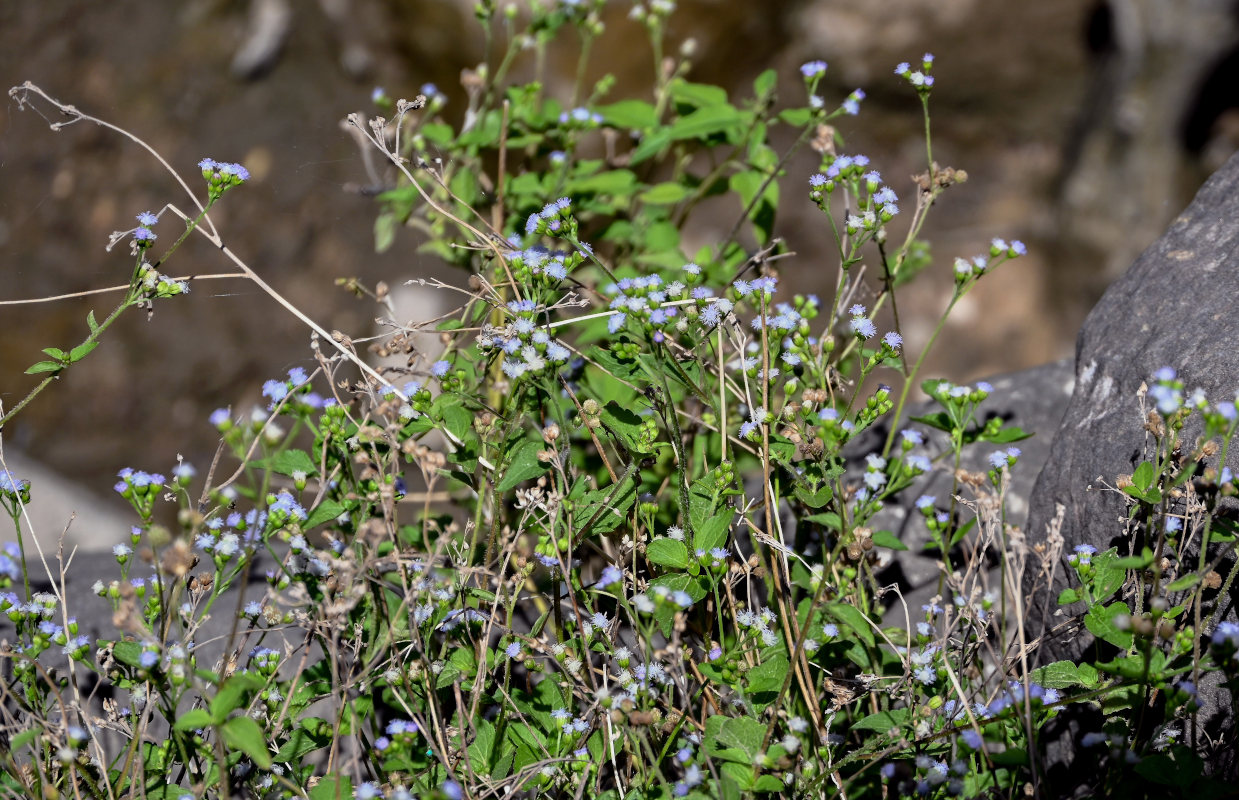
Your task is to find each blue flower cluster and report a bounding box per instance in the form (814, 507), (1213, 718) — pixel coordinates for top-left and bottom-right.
(605, 269), (719, 343)
(524, 197), (575, 237)
(477, 299), (572, 381)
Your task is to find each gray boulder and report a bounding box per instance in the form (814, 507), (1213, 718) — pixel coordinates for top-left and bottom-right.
(1026, 151), (1239, 779)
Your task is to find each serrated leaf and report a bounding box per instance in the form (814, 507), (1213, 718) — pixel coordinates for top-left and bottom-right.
(870, 530), (907, 551)
(220, 716), (272, 769)
(1030, 660), (1100, 689)
(173, 709), (213, 731)
(716, 716), (766, 760)
(1084, 602), (1133, 650)
(646, 538), (689, 569)
(693, 509), (733, 553)
(745, 655), (788, 699)
(497, 438), (550, 492)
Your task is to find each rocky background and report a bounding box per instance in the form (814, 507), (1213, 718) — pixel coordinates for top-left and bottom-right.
(2, 0), (1239, 547)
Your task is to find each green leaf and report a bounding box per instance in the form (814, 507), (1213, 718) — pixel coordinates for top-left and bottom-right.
(42, 347), (68, 360)
(597, 99), (658, 129)
(172, 709), (213, 731)
(1114, 547), (1155, 570)
(851, 708), (909, 734)
(1084, 602), (1133, 650)
(870, 530), (907, 551)
(1030, 660), (1100, 689)
(210, 672), (263, 723)
(649, 574), (707, 637)
(468, 719), (497, 772)
(308, 776), (353, 800)
(303, 499), (350, 529)
(25, 360), (63, 375)
(826, 602), (875, 648)
(86, 310), (99, 333)
(646, 538), (689, 569)
(111, 641), (144, 668)
(600, 401), (649, 454)
(778, 108), (813, 126)
(978, 425), (1032, 444)
(715, 716), (766, 760)
(792, 481), (833, 508)
(274, 718), (334, 762)
(1090, 549), (1125, 600)
(497, 438), (550, 492)
(573, 478), (638, 536)
(745, 655), (788, 700)
(1165, 573), (1200, 592)
(1057, 588), (1081, 605)
(753, 69), (777, 98)
(693, 509), (733, 553)
(910, 411), (954, 433)
(220, 716), (272, 769)
(670, 80), (729, 109)
(629, 129), (672, 166)
(374, 211), (399, 253)
(753, 775), (785, 793)
(69, 341), (99, 362)
(434, 393), (474, 445)
(668, 106), (744, 142)
(257, 448), (317, 478)
(10, 728), (39, 751)
(638, 182), (690, 205)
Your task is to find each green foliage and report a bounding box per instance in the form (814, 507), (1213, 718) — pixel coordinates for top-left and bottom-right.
(6, 9), (1236, 800)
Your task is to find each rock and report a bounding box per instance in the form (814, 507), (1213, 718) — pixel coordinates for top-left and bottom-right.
(1026, 150), (1239, 779)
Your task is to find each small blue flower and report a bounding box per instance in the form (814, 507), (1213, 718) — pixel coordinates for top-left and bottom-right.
(850, 317), (876, 339)
(800, 60), (828, 78)
(431, 360), (451, 378)
(882, 331), (902, 350)
(136, 211), (159, 227)
(132, 228), (157, 243)
(596, 565), (623, 589)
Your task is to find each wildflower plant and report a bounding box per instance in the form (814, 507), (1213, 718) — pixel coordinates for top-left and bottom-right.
(1, 5), (1235, 800)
